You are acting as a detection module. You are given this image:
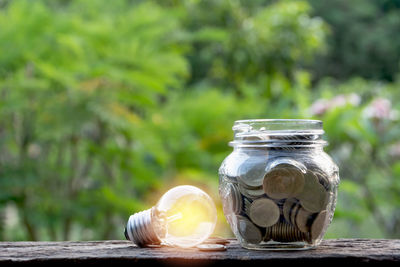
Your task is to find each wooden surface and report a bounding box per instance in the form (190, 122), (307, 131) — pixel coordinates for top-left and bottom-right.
(1, 239), (400, 266)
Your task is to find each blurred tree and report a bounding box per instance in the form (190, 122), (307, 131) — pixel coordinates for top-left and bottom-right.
(307, 0), (400, 82)
(1, 0), (398, 242)
(0, 0), (187, 240)
(309, 77), (400, 238)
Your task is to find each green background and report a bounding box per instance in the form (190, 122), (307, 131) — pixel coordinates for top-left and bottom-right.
(0, 0), (400, 241)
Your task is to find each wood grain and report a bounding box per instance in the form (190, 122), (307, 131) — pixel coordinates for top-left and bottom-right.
(0, 239), (399, 266)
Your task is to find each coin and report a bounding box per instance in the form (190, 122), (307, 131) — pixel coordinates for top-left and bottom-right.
(144, 243), (162, 248)
(265, 157), (307, 174)
(295, 206), (312, 233)
(203, 237), (230, 245)
(297, 172), (328, 213)
(221, 182), (243, 215)
(249, 198), (280, 227)
(283, 198), (298, 225)
(229, 183), (243, 214)
(314, 170), (331, 191)
(263, 165), (305, 199)
(222, 153), (249, 181)
(238, 183), (265, 199)
(311, 210), (327, 241)
(243, 198), (252, 216)
(289, 203), (301, 228)
(264, 225), (272, 241)
(241, 133), (269, 141)
(236, 215), (263, 244)
(197, 244), (227, 251)
(269, 222), (308, 242)
(238, 157), (268, 188)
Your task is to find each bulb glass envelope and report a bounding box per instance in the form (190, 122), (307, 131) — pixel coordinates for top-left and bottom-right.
(152, 185), (217, 248)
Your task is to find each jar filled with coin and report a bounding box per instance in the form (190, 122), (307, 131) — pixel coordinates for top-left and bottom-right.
(219, 119), (339, 250)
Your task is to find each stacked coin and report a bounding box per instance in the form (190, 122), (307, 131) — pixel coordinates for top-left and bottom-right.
(268, 133), (320, 151)
(223, 161), (331, 245)
(264, 222), (309, 242)
(221, 183), (242, 215)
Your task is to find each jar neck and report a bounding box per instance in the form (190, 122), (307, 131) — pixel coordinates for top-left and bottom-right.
(230, 119), (327, 149)
(233, 146), (324, 153)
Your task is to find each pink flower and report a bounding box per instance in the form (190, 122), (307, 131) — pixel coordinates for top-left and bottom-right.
(363, 98), (399, 120)
(309, 99), (330, 116)
(310, 93), (361, 116)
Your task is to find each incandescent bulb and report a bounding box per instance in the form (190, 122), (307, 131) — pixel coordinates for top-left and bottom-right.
(125, 185), (217, 248)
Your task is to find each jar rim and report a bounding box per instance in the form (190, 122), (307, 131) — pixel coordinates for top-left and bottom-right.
(234, 119), (321, 123)
(233, 119), (322, 131)
(231, 119), (326, 148)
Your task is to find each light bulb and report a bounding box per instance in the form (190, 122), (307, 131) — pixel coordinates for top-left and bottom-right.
(125, 185), (217, 248)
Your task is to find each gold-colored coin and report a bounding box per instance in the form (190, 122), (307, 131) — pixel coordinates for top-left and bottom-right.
(297, 172), (328, 213)
(249, 198), (280, 227)
(263, 166), (305, 199)
(311, 210), (328, 241)
(236, 215), (263, 244)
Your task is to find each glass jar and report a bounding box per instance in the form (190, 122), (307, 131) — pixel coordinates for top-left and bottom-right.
(218, 119), (339, 250)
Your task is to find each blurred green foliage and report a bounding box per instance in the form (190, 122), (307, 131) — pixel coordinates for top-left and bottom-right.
(0, 0), (399, 241)
(308, 0), (400, 82)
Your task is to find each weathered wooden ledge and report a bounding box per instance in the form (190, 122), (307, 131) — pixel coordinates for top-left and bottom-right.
(0, 239), (399, 266)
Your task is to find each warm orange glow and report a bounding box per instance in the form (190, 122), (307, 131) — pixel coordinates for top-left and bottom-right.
(165, 195), (215, 238)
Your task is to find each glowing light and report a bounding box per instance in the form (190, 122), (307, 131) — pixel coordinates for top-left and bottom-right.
(125, 185), (217, 248)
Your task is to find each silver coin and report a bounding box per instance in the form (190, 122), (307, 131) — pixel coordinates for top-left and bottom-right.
(229, 183), (242, 214)
(197, 244), (227, 251)
(311, 210), (328, 241)
(283, 198), (298, 225)
(269, 222), (306, 242)
(238, 183), (265, 199)
(221, 183), (242, 215)
(265, 157), (307, 174)
(240, 133), (269, 142)
(249, 198), (280, 228)
(297, 172), (328, 213)
(144, 243), (162, 248)
(295, 206), (313, 233)
(236, 215), (263, 244)
(222, 153), (249, 181)
(314, 170), (331, 191)
(263, 166), (305, 199)
(238, 157), (268, 188)
(203, 237), (230, 245)
(243, 198), (252, 216)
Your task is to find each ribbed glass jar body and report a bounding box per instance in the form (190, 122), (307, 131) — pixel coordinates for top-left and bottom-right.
(218, 119), (339, 250)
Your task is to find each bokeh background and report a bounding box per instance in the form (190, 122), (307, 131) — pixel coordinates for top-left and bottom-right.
(1, 0), (400, 241)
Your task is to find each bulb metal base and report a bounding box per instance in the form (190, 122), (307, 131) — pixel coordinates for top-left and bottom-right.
(125, 208), (160, 247)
